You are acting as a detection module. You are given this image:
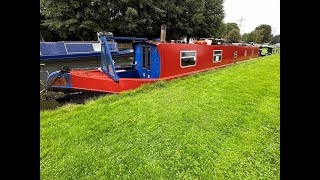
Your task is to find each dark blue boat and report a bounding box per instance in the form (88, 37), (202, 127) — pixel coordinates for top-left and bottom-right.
(40, 32), (148, 62)
(40, 41), (134, 61)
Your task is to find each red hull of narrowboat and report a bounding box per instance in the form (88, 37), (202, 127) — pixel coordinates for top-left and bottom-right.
(47, 42), (260, 94)
(69, 70), (156, 93)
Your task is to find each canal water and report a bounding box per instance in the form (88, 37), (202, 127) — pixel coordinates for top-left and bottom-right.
(40, 56), (133, 110)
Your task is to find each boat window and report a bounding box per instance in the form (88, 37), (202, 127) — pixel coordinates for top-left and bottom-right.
(147, 47), (151, 70)
(244, 50), (247, 57)
(234, 51), (237, 58)
(180, 51), (196, 67)
(142, 47), (146, 69)
(142, 46), (151, 70)
(213, 50), (222, 62)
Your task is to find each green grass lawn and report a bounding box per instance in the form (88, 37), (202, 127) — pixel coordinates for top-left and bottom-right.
(41, 54), (280, 179)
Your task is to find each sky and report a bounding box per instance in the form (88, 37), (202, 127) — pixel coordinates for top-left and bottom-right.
(223, 0), (280, 35)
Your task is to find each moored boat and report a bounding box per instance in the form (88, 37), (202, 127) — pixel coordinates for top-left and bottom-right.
(40, 33), (140, 62)
(44, 24), (261, 95)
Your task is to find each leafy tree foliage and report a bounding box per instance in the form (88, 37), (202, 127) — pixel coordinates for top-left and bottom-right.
(246, 29), (264, 44)
(246, 31), (255, 43)
(271, 35), (280, 44)
(41, 0), (113, 40)
(255, 24), (272, 43)
(221, 22), (239, 40)
(215, 22), (226, 38)
(253, 29), (264, 43)
(225, 29), (241, 43)
(40, 13), (62, 41)
(40, 0), (225, 41)
(243, 24), (273, 44)
(225, 22), (239, 33)
(241, 33), (249, 43)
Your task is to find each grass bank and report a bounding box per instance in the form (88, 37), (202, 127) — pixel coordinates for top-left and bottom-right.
(41, 54), (280, 179)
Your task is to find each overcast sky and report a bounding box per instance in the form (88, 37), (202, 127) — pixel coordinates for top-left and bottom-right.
(223, 0), (280, 35)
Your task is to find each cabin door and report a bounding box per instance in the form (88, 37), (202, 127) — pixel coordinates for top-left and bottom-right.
(141, 45), (151, 78)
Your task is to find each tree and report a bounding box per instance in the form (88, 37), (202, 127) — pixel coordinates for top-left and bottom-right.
(225, 29), (241, 43)
(201, 0), (225, 38)
(40, 12), (62, 41)
(271, 35), (280, 44)
(162, 0), (225, 41)
(255, 24), (272, 43)
(113, 0), (225, 40)
(221, 22), (240, 39)
(253, 29), (264, 43)
(214, 22), (226, 38)
(40, 0), (225, 41)
(247, 31), (255, 43)
(226, 23), (239, 32)
(246, 29), (264, 44)
(41, 0), (116, 40)
(113, 0), (166, 39)
(242, 33), (249, 43)
(225, 23), (239, 33)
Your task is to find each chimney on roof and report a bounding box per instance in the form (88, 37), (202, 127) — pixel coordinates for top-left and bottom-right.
(160, 21), (167, 43)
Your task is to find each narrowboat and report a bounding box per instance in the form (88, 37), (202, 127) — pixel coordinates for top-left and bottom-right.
(260, 45), (280, 56)
(44, 24), (261, 95)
